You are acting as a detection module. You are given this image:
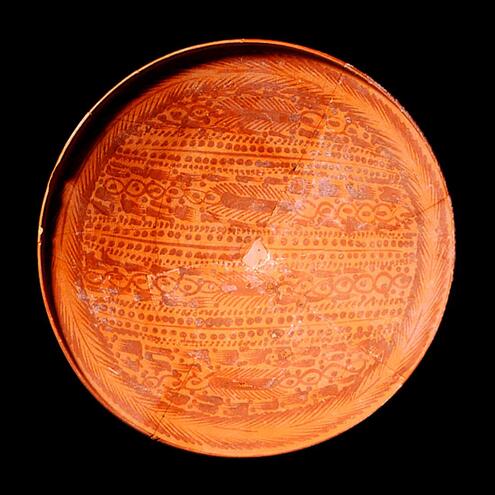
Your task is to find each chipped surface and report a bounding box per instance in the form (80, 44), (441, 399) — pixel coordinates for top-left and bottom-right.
(242, 238), (271, 270)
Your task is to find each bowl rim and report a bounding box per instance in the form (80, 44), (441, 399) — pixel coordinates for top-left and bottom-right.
(37, 38), (454, 457)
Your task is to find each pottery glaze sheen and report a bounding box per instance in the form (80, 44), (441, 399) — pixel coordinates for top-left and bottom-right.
(38, 40), (455, 457)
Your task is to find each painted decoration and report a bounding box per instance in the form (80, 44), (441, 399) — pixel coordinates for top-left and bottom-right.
(38, 40), (454, 456)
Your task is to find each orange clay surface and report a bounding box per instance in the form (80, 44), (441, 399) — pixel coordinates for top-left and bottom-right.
(38, 40), (454, 456)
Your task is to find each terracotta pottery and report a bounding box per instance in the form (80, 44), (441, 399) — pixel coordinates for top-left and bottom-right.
(38, 40), (455, 457)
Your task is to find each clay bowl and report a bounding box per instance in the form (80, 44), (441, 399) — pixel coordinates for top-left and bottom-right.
(38, 40), (454, 457)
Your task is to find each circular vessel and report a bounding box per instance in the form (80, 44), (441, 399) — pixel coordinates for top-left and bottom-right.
(38, 40), (455, 456)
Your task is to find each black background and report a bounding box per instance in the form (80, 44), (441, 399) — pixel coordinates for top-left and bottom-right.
(15, 9), (481, 481)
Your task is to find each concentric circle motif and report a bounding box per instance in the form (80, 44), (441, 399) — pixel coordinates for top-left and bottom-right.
(38, 40), (454, 456)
